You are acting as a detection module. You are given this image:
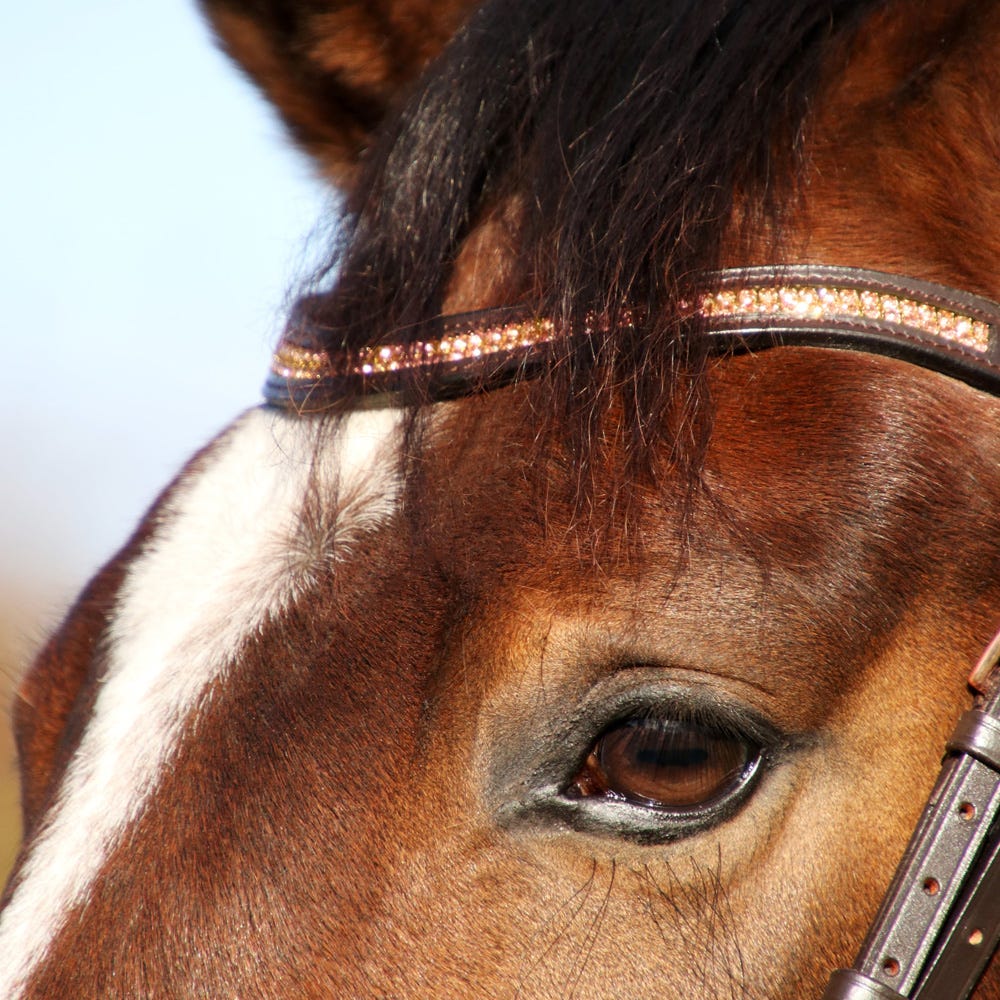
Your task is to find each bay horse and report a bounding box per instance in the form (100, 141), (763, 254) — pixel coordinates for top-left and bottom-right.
(3, 0), (1000, 996)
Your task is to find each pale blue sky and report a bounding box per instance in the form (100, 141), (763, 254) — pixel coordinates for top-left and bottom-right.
(2, 1), (332, 633)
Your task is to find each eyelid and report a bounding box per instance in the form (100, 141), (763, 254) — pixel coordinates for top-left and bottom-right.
(488, 673), (809, 845)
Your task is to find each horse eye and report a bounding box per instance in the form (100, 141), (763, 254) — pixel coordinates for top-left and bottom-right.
(569, 717), (760, 811)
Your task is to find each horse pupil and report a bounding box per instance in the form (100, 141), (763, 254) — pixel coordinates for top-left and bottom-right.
(637, 746), (709, 768)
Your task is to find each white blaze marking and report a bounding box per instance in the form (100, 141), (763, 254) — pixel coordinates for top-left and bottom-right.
(0, 406), (402, 997)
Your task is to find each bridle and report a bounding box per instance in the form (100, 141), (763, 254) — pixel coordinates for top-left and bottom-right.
(265, 265), (1000, 999)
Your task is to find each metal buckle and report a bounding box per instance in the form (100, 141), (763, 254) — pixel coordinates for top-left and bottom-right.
(823, 632), (1000, 1000)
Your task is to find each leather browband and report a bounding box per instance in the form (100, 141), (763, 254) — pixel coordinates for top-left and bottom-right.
(262, 265), (1000, 999)
(263, 265), (1000, 410)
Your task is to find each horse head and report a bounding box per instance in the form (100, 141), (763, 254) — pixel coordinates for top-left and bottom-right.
(4, 1), (1000, 996)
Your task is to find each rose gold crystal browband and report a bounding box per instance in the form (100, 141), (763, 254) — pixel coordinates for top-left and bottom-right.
(263, 265), (1000, 410)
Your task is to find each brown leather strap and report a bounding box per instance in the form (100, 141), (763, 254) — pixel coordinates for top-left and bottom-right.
(823, 645), (1000, 1000)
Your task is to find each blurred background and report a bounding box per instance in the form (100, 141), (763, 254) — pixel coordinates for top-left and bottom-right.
(1, 1), (330, 885)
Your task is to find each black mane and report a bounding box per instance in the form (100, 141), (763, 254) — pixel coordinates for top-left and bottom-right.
(303, 0), (882, 500)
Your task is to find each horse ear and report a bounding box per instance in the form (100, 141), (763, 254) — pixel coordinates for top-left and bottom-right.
(199, 0), (477, 189)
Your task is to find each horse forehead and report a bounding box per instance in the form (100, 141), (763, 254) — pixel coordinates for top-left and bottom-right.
(0, 405), (405, 997)
(419, 350), (948, 574)
(410, 351), (992, 694)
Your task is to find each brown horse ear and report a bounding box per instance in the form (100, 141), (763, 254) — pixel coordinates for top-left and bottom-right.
(199, 0), (477, 189)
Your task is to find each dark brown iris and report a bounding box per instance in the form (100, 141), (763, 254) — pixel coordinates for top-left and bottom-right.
(570, 717), (755, 809)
